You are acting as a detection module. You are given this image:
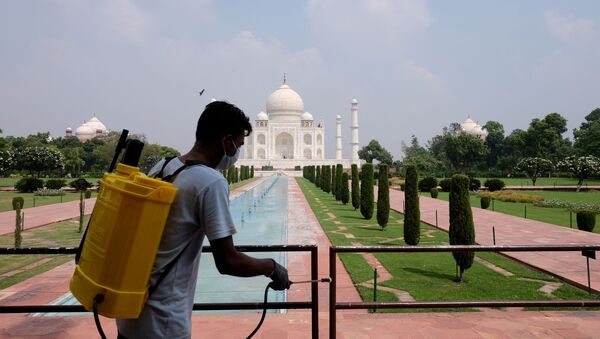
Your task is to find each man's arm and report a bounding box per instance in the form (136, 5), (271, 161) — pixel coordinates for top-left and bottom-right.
(209, 236), (274, 277)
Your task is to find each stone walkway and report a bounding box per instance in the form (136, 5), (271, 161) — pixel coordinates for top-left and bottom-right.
(0, 199), (96, 236)
(1, 179), (600, 338)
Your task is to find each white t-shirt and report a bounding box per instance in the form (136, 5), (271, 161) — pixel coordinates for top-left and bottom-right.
(116, 158), (236, 339)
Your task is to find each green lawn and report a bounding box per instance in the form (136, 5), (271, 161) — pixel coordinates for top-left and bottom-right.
(0, 191), (98, 212)
(476, 177), (600, 187)
(429, 190), (600, 234)
(296, 177), (594, 312)
(0, 216), (87, 289)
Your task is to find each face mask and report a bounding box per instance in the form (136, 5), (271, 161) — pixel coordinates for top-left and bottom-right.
(216, 137), (241, 170)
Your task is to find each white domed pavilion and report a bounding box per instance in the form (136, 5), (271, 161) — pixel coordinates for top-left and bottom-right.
(238, 81), (360, 169)
(66, 114), (108, 141)
(459, 117), (488, 140)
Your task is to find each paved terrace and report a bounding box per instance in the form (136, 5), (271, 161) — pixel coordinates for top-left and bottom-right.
(1, 179), (600, 337)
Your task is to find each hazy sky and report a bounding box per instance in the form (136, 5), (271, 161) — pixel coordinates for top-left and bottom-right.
(1, 0), (599, 159)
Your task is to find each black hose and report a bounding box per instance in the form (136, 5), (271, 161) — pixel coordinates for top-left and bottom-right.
(93, 294), (107, 339)
(246, 284), (271, 339)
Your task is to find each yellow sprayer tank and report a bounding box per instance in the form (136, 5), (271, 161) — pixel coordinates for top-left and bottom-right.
(70, 163), (177, 318)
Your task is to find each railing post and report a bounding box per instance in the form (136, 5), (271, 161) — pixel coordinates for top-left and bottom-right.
(311, 246), (319, 339)
(329, 246), (337, 339)
(372, 268), (378, 313)
(493, 227), (496, 245)
(435, 210), (438, 227)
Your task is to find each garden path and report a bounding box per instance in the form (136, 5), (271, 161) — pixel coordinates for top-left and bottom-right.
(0, 199), (95, 236)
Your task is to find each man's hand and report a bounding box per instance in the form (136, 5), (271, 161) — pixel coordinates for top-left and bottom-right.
(268, 260), (291, 290)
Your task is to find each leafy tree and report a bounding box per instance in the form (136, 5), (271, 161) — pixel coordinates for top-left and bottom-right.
(557, 156), (600, 192)
(400, 136), (441, 176)
(69, 178), (92, 191)
(403, 164), (420, 245)
(351, 164), (360, 210)
(377, 164), (389, 230)
(573, 108), (600, 157)
(444, 134), (488, 174)
(335, 164), (343, 201)
(341, 172), (350, 205)
(524, 113), (572, 162)
(0, 128), (8, 151)
(514, 157), (553, 186)
(14, 146), (64, 177)
(360, 163), (374, 219)
(358, 139), (393, 165)
(449, 174), (475, 282)
(482, 121), (505, 172)
(497, 129), (527, 174)
(62, 147), (85, 176)
(0, 150), (14, 176)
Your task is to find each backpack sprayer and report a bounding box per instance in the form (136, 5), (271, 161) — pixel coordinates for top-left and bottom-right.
(70, 130), (178, 338)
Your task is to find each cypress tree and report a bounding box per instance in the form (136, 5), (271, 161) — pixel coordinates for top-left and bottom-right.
(227, 166), (234, 184)
(377, 164), (390, 230)
(341, 172), (350, 205)
(315, 166), (321, 188)
(234, 167), (239, 183)
(360, 163), (374, 219)
(250, 166), (254, 178)
(449, 174), (476, 282)
(335, 164), (343, 201)
(404, 164), (420, 245)
(331, 165), (336, 197)
(351, 164), (360, 210)
(323, 165), (331, 193)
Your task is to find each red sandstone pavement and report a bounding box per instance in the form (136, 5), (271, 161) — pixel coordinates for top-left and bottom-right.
(0, 199), (96, 236)
(389, 189), (600, 293)
(2, 179), (600, 338)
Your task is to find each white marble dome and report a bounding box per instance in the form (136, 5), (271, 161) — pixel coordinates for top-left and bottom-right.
(266, 84), (304, 122)
(301, 111), (313, 121)
(74, 115), (108, 141)
(460, 117), (488, 139)
(256, 111), (269, 120)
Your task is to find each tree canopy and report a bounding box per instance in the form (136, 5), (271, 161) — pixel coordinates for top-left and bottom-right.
(358, 139), (393, 165)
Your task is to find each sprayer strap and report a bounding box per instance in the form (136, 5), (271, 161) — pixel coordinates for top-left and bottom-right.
(148, 239), (192, 297)
(149, 159), (207, 296)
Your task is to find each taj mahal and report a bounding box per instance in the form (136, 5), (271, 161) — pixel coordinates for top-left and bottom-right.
(238, 81), (360, 169)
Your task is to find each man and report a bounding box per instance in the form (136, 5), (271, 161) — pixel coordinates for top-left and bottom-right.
(117, 101), (290, 339)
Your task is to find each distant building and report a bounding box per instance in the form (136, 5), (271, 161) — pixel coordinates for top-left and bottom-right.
(66, 114), (108, 141)
(237, 81), (359, 169)
(459, 117), (488, 140)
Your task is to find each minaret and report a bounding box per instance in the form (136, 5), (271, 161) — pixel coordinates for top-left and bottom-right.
(350, 98), (359, 165)
(335, 115), (342, 160)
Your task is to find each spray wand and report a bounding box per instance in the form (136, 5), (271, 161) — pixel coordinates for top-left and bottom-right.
(246, 277), (332, 339)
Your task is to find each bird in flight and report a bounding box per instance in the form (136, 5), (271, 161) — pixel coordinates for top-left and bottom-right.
(199, 89), (205, 96)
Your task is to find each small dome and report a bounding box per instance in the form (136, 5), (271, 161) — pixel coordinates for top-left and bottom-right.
(351, 98), (358, 104)
(256, 111), (268, 120)
(266, 84), (304, 122)
(66, 127), (72, 132)
(301, 111), (313, 121)
(336, 115), (341, 120)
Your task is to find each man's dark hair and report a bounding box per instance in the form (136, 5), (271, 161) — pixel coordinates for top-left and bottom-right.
(195, 101), (252, 143)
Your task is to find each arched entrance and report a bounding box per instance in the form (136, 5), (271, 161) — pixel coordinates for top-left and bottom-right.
(275, 132), (294, 159)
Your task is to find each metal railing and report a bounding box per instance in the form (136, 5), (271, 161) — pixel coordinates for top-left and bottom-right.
(0, 244), (320, 339)
(329, 244), (600, 339)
